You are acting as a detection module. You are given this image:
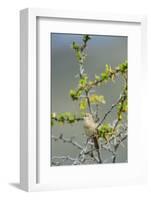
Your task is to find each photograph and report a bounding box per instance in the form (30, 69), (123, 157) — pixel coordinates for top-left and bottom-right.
(51, 33), (128, 166)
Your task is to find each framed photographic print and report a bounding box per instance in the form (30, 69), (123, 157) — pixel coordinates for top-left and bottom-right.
(20, 8), (147, 191)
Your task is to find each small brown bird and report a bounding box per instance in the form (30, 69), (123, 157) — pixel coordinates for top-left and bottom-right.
(83, 113), (99, 149)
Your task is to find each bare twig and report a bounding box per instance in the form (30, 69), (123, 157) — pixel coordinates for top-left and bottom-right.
(52, 155), (76, 162)
(96, 97), (121, 129)
(52, 134), (101, 165)
(112, 135), (128, 163)
(96, 86), (127, 129)
(85, 91), (93, 114)
(52, 134), (83, 150)
(95, 104), (99, 122)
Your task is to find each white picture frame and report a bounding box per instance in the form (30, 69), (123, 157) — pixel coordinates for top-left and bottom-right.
(20, 8), (147, 192)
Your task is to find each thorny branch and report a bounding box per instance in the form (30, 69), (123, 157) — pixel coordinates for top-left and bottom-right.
(51, 124), (127, 165)
(51, 134), (102, 165)
(96, 88), (127, 129)
(96, 98), (121, 128)
(52, 134), (83, 150)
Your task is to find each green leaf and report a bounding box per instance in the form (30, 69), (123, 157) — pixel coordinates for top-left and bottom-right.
(51, 120), (54, 126)
(57, 113), (65, 122)
(79, 74), (88, 87)
(76, 50), (82, 61)
(79, 79), (86, 87)
(119, 61), (128, 74)
(122, 101), (128, 112)
(101, 71), (108, 81)
(118, 113), (123, 121)
(51, 112), (56, 118)
(98, 123), (113, 140)
(95, 74), (100, 81)
(79, 99), (87, 110)
(83, 35), (91, 43)
(69, 89), (79, 101)
(105, 64), (110, 71)
(72, 41), (79, 50)
(90, 94), (106, 104)
(68, 114), (75, 123)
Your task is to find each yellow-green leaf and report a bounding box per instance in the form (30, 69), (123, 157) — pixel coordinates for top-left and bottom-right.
(79, 99), (87, 110)
(90, 94), (106, 104)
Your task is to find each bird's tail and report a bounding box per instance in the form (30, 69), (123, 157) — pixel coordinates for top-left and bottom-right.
(92, 135), (102, 163)
(92, 135), (99, 150)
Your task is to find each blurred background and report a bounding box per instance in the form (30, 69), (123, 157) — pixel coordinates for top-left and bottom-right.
(51, 33), (127, 165)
